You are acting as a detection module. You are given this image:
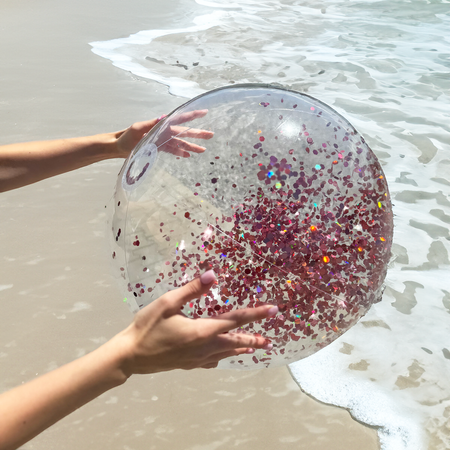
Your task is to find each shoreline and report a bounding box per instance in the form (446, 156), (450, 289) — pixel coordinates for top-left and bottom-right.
(0, 1), (379, 448)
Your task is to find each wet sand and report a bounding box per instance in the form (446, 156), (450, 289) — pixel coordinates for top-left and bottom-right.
(0, 0), (378, 448)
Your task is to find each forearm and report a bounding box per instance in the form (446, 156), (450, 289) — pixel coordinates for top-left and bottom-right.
(0, 337), (128, 450)
(0, 132), (121, 192)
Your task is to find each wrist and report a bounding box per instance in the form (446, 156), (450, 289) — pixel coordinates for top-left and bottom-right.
(100, 328), (136, 383)
(91, 333), (133, 389)
(88, 132), (122, 161)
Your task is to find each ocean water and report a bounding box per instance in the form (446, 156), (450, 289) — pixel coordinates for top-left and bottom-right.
(90, 0), (450, 448)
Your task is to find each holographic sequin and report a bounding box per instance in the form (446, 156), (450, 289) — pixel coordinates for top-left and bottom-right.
(110, 85), (393, 370)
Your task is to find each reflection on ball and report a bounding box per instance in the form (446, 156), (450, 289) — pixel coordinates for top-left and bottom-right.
(110, 84), (393, 370)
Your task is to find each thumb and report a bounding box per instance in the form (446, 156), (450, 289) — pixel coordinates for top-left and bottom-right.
(165, 270), (216, 313)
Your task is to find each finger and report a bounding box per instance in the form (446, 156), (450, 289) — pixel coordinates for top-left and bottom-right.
(202, 305), (279, 335)
(169, 138), (206, 154)
(129, 119), (159, 135)
(200, 362), (219, 369)
(199, 347), (258, 367)
(170, 126), (214, 140)
(163, 270), (216, 314)
(205, 332), (271, 354)
(169, 109), (209, 126)
(160, 138), (206, 158)
(113, 119), (158, 140)
(158, 143), (188, 158)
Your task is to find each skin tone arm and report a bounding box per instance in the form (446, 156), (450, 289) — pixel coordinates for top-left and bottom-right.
(0, 110), (213, 193)
(0, 270), (278, 450)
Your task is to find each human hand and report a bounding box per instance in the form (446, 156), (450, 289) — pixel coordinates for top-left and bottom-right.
(154, 110), (214, 158)
(114, 270), (278, 375)
(114, 110), (214, 159)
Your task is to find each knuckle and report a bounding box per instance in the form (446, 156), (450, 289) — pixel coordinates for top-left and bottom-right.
(157, 295), (172, 309)
(233, 333), (261, 349)
(232, 334), (245, 347)
(130, 123), (141, 133)
(235, 331), (251, 344)
(184, 280), (200, 299)
(194, 327), (211, 342)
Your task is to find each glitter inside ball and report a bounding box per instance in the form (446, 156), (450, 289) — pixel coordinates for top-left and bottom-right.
(110, 84), (393, 370)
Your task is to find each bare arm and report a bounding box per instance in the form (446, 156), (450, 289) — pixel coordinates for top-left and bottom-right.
(0, 120), (159, 192)
(0, 339), (127, 450)
(0, 111), (214, 193)
(0, 271), (277, 450)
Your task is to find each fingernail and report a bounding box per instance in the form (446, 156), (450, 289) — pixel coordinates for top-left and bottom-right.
(200, 269), (216, 285)
(156, 114), (167, 122)
(263, 342), (273, 351)
(246, 348), (255, 354)
(267, 306), (278, 317)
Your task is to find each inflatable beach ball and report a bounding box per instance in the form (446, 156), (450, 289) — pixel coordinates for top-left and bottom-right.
(110, 84), (393, 370)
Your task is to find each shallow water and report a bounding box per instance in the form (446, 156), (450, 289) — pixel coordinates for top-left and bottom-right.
(90, 0), (450, 448)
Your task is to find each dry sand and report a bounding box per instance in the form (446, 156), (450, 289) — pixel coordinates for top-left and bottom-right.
(0, 1), (379, 448)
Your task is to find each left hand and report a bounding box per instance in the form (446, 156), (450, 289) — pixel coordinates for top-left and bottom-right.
(114, 110), (214, 159)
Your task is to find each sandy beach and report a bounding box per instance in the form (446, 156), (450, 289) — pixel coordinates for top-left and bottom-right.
(1, 0), (379, 448)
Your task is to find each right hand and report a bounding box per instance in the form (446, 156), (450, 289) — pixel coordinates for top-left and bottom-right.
(113, 270), (278, 375)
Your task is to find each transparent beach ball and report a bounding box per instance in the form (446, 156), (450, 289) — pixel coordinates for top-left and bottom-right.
(110, 84), (393, 370)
